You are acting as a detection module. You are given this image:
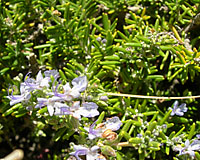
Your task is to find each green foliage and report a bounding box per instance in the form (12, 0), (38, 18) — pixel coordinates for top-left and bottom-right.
(1, 0), (200, 159)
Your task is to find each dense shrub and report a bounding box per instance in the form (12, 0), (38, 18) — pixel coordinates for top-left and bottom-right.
(1, 0), (200, 159)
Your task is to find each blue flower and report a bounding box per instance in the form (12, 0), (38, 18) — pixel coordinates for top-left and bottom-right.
(71, 76), (88, 92)
(7, 83), (31, 106)
(53, 76), (88, 101)
(173, 139), (200, 158)
(196, 134), (200, 139)
(104, 116), (122, 131)
(35, 96), (63, 116)
(169, 101), (187, 116)
(137, 134), (143, 138)
(70, 145), (106, 160)
(86, 120), (102, 140)
(85, 116), (122, 140)
(54, 101), (82, 119)
(79, 102), (99, 118)
(44, 69), (59, 80)
(41, 100), (99, 119)
(24, 71), (50, 90)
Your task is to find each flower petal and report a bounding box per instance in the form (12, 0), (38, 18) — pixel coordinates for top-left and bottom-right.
(63, 83), (71, 92)
(72, 76), (88, 92)
(79, 102), (99, 117)
(191, 140), (200, 150)
(91, 145), (100, 152)
(47, 105), (54, 116)
(36, 70), (43, 82)
(40, 78), (50, 88)
(179, 103), (187, 112)
(105, 116), (122, 131)
(9, 96), (24, 106)
(44, 70), (59, 80)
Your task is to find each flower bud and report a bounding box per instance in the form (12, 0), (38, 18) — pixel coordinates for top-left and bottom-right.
(101, 145), (116, 157)
(99, 96), (108, 101)
(102, 129), (117, 141)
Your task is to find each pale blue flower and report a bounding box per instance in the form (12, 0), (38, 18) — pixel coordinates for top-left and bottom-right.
(54, 101), (82, 119)
(24, 70), (59, 91)
(53, 76), (88, 101)
(99, 96), (108, 101)
(105, 116), (122, 131)
(54, 102), (71, 116)
(101, 39), (107, 44)
(42, 100), (99, 119)
(35, 96), (63, 116)
(137, 134), (143, 138)
(85, 116), (122, 140)
(7, 83), (31, 106)
(35, 98), (49, 109)
(44, 70), (59, 80)
(79, 102), (99, 118)
(54, 101), (99, 119)
(70, 145), (106, 160)
(85, 120), (102, 140)
(71, 76), (88, 92)
(174, 139), (200, 158)
(24, 71), (50, 90)
(196, 134), (200, 139)
(169, 101), (187, 116)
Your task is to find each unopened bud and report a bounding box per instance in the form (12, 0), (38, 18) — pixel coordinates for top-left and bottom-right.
(102, 129), (117, 141)
(99, 96), (108, 101)
(101, 145), (116, 157)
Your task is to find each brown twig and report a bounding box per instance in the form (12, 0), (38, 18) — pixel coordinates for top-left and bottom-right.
(106, 92), (200, 100)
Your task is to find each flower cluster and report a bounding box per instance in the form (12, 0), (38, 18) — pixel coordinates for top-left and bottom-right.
(69, 116), (122, 159)
(9, 71), (198, 160)
(7, 70), (99, 119)
(7, 70), (123, 160)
